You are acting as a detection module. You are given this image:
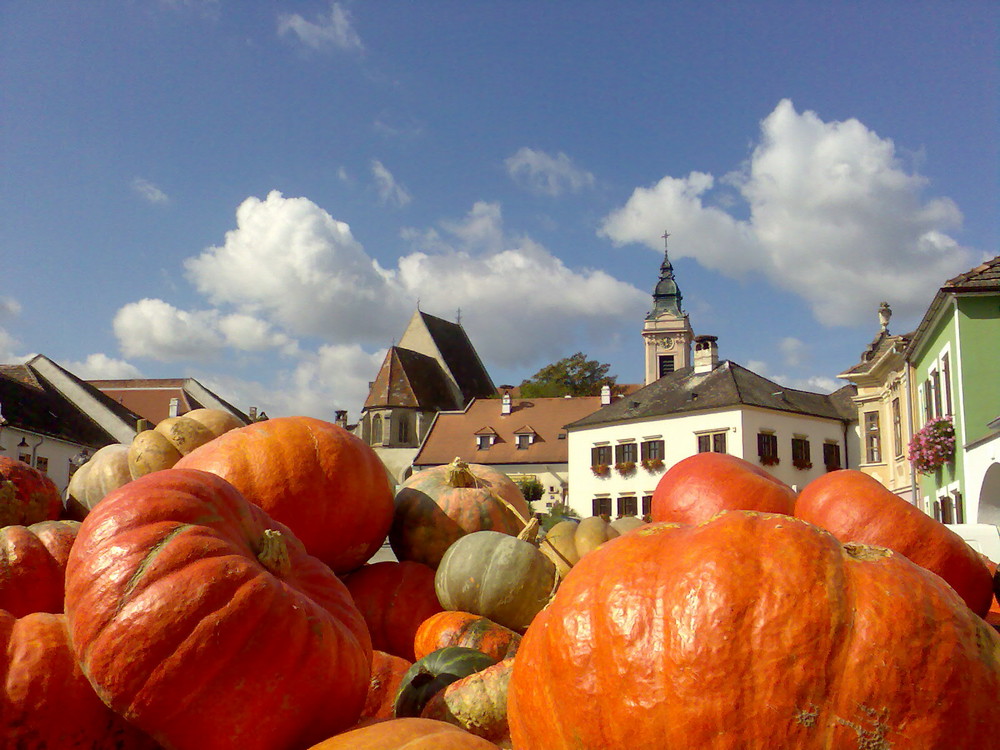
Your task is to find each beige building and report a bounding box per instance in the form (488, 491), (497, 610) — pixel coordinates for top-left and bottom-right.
(837, 303), (916, 502)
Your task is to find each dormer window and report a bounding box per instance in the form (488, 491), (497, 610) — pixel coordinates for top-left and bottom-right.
(517, 434), (531, 449)
(514, 425), (537, 449)
(475, 426), (498, 450)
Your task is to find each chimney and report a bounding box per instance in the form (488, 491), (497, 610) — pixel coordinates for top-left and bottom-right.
(693, 335), (719, 373)
(168, 397), (180, 417)
(249, 406), (258, 421)
(600, 384), (612, 406)
(501, 391), (512, 415)
(334, 409), (348, 428)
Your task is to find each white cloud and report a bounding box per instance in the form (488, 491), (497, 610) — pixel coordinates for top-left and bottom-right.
(132, 178), (170, 205)
(183, 191), (404, 342)
(505, 147), (596, 197)
(779, 337), (806, 368)
(372, 160), (412, 207)
(114, 299), (226, 361)
(278, 2), (363, 52)
(64, 353), (143, 380)
(600, 99), (974, 326)
(745, 357), (839, 395)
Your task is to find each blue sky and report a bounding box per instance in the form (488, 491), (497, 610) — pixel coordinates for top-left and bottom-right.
(2, 1), (996, 420)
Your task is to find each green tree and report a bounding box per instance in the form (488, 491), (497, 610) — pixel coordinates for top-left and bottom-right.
(519, 352), (618, 398)
(515, 476), (546, 505)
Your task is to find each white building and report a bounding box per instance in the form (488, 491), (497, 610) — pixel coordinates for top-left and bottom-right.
(564, 235), (857, 519)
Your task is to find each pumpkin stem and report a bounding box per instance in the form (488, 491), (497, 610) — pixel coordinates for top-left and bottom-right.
(257, 528), (292, 577)
(517, 517), (540, 544)
(444, 457), (478, 488)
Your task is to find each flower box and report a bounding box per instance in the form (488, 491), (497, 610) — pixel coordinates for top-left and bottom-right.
(908, 417), (955, 475)
(591, 464), (611, 478)
(759, 455), (779, 467)
(641, 458), (664, 472)
(614, 461), (636, 477)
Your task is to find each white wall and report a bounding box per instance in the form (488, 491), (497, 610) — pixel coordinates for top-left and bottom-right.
(964, 432), (1000, 524)
(1, 428), (95, 495)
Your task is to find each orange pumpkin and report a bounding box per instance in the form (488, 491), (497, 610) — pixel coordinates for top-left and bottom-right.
(307, 718), (501, 749)
(0, 455), (62, 527)
(64, 468), (372, 750)
(650, 452), (795, 525)
(390, 458), (530, 569)
(356, 650), (413, 728)
(0, 519), (79, 616)
(175, 416), (394, 572)
(795, 469), (994, 617)
(344, 561), (443, 662)
(414, 611), (521, 662)
(509, 512), (1000, 749)
(0, 610), (157, 748)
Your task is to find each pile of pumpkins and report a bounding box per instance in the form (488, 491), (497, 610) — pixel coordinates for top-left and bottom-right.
(1, 414), (999, 749)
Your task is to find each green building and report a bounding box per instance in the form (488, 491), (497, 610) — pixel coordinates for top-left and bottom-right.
(905, 255), (1000, 527)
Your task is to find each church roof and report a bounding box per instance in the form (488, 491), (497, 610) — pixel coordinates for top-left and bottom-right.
(363, 347), (462, 411)
(567, 360), (855, 430)
(416, 312), (496, 403)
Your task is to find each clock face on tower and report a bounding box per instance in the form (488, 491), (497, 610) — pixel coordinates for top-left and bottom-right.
(662, 336), (675, 350)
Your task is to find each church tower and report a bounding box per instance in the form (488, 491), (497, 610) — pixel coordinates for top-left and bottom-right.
(642, 231), (693, 385)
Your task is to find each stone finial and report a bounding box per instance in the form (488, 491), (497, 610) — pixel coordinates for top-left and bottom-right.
(878, 302), (892, 332)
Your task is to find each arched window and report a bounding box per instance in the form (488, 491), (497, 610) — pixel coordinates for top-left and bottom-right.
(372, 414), (383, 444)
(397, 415), (409, 443)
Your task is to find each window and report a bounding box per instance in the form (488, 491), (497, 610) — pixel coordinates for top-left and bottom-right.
(477, 434), (492, 450)
(372, 414), (383, 444)
(864, 411), (881, 463)
(617, 495), (638, 517)
(922, 382), (933, 423)
(791, 437), (812, 470)
(892, 398), (902, 458)
(593, 497), (612, 517)
(641, 495), (653, 517)
(18, 452), (30, 465)
(659, 355), (675, 376)
(823, 442), (841, 472)
(591, 445), (612, 467)
(397, 416), (409, 443)
(697, 431), (727, 454)
(931, 369), (942, 418)
(614, 442), (638, 464)
(757, 432), (778, 465)
(641, 439), (664, 461)
(34, 456), (48, 474)
(941, 353), (952, 416)
(516, 433), (531, 450)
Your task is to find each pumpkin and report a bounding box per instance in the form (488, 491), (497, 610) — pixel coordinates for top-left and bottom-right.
(650, 452), (796, 525)
(357, 650), (413, 727)
(64, 468), (372, 750)
(0, 455), (62, 527)
(64, 443), (131, 520)
(795, 469), (994, 617)
(175, 416), (394, 572)
(541, 516), (622, 576)
(344, 560), (443, 661)
(128, 408), (244, 480)
(414, 610), (521, 662)
(420, 657), (514, 747)
(508, 511), (1000, 749)
(390, 458), (530, 569)
(610, 515), (645, 534)
(435, 523), (557, 633)
(0, 519), (79, 616)
(394, 647), (499, 719)
(0, 610), (158, 749)
(306, 718), (501, 749)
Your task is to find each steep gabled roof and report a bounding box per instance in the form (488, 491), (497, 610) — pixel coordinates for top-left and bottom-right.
(0, 356), (144, 448)
(567, 361), (852, 430)
(363, 347), (461, 411)
(839, 329), (912, 381)
(414, 396), (603, 467)
(410, 311), (496, 403)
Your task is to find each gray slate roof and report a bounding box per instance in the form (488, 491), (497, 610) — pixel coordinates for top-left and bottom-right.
(566, 360), (855, 430)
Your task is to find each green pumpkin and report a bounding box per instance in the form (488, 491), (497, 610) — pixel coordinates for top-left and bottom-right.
(435, 529), (558, 633)
(393, 646), (498, 718)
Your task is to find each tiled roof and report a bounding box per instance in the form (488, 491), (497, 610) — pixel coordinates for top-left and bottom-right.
(363, 347), (461, 411)
(567, 361), (852, 430)
(839, 330), (912, 378)
(413, 396), (604, 467)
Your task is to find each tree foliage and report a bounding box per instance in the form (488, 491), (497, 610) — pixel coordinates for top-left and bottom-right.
(519, 352), (618, 398)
